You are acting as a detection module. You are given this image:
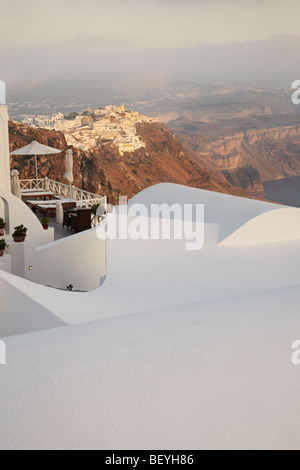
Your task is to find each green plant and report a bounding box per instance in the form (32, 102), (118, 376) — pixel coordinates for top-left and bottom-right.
(13, 225), (28, 236)
(0, 218), (6, 228)
(41, 217), (50, 225)
(0, 239), (8, 250)
(91, 203), (100, 215)
(66, 284), (74, 291)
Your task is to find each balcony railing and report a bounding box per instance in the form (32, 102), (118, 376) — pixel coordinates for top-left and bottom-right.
(20, 178), (107, 207)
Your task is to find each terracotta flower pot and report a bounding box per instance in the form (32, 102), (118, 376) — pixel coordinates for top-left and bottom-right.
(0, 228), (5, 236)
(0, 249), (4, 257)
(42, 224), (49, 230)
(13, 234), (27, 243)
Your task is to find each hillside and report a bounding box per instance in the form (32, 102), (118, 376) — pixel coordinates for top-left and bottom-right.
(9, 120), (247, 205)
(169, 114), (300, 198)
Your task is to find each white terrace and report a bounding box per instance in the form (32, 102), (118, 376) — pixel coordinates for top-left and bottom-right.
(0, 84), (107, 293)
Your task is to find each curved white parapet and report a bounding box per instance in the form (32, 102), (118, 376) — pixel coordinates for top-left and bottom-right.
(220, 207), (300, 246)
(0, 188), (48, 239)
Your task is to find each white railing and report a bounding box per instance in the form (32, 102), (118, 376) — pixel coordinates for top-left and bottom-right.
(20, 178), (45, 191)
(20, 178), (107, 208)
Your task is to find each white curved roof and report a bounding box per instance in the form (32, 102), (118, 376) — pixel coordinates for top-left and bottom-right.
(1, 184), (300, 449)
(1, 283), (300, 450)
(131, 183), (300, 243)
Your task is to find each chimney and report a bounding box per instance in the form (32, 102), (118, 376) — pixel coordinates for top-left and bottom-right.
(0, 81), (10, 192)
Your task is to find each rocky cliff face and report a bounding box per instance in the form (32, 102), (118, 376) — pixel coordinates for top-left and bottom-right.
(9, 121), (247, 205)
(170, 116), (300, 198)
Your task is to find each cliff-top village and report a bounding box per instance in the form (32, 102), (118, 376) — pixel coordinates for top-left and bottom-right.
(21, 105), (159, 156)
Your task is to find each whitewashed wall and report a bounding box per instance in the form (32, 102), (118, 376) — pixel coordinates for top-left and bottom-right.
(27, 226), (106, 291)
(0, 189), (105, 291)
(0, 272), (66, 337)
(0, 105), (10, 193)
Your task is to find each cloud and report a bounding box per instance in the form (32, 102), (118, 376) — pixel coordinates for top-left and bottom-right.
(1, 34), (300, 97)
(268, 34), (300, 54)
(1, 0), (299, 50)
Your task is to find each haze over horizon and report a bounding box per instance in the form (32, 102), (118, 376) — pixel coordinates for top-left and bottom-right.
(1, 0), (299, 101)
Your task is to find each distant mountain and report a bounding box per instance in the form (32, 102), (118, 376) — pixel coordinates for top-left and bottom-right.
(9, 80), (298, 121)
(9, 120), (247, 205)
(130, 81), (297, 119)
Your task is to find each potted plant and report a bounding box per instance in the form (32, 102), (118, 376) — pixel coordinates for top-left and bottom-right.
(0, 239), (8, 257)
(12, 225), (28, 243)
(41, 217), (50, 230)
(0, 218), (6, 237)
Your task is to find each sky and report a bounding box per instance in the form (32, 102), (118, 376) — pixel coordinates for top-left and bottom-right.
(0, 0), (300, 98)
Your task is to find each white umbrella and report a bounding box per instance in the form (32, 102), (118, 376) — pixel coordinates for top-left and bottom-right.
(11, 169), (22, 199)
(44, 177), (50, 191)
(64, 149), (74, 200)
(64, 149), (74, 184)
(11, 141), (62, 182)
(56, 202), (64, 224)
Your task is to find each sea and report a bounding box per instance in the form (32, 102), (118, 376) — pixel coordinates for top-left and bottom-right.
(264, 176), (300, 208)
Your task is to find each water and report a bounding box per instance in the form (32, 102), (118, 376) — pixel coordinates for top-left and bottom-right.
(264, 176), (300, 208)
